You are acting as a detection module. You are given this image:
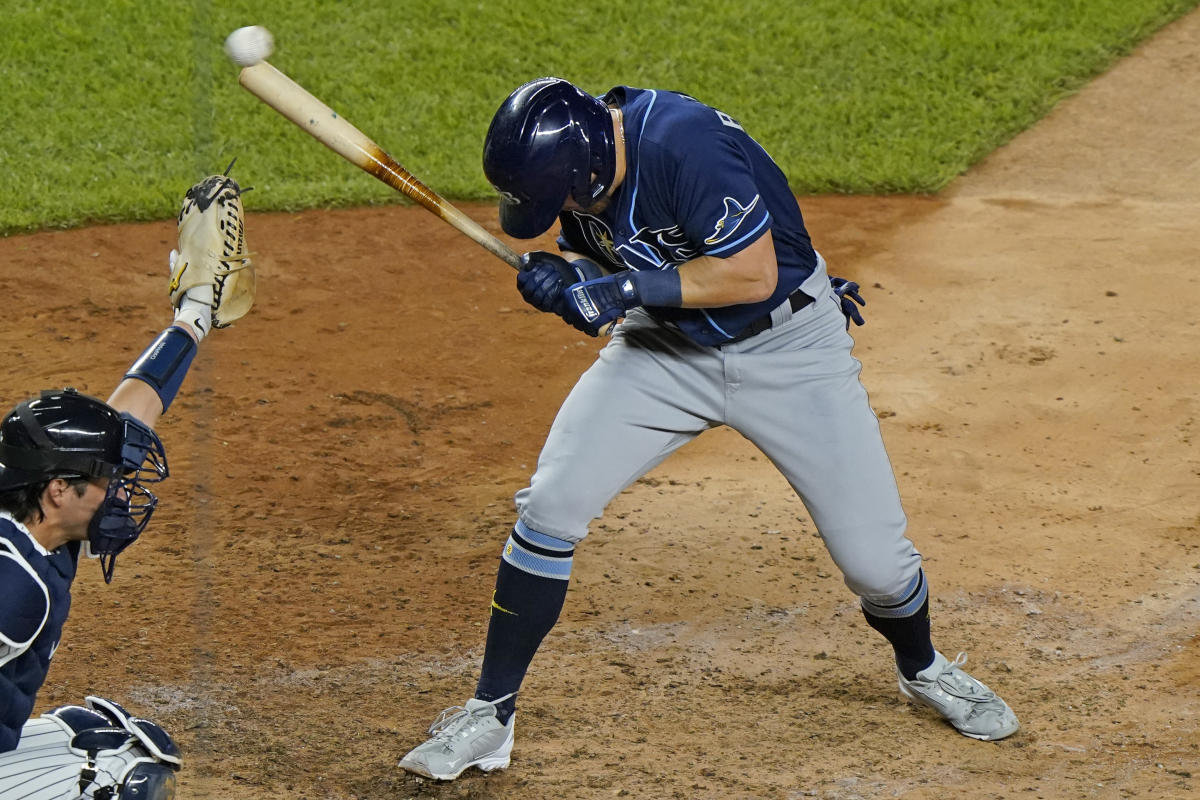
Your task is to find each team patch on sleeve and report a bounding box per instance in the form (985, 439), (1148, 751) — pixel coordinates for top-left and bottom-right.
(704, 194), (762, 248)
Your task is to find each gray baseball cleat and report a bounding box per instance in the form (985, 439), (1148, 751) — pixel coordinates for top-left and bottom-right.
(398, 698), (515, 780)
(897, 651), (1019, 741)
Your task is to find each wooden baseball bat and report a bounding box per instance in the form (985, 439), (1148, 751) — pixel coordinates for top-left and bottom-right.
(237, 61), (520, 270)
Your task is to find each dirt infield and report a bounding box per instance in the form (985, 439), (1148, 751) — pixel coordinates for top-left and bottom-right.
(3, 11), (1198, 800)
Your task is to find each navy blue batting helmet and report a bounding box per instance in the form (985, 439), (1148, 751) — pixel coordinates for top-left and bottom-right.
(483, 77), (616, 239)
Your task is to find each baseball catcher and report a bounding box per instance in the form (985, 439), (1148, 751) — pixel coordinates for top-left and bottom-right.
(397, 78), (1017, 781)
(0, 167), (254, 799)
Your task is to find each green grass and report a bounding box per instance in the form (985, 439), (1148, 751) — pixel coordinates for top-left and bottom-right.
(1, 0), (1195, 233)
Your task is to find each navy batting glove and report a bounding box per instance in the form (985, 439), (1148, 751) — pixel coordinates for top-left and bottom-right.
(517, 251), (603, 314)
(561, 272), (642, 337)
(831, 276), (866, 328)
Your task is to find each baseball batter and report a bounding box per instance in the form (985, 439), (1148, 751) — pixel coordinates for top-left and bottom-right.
(398, 78), (1018, 781)
(0, 171), (253, 800)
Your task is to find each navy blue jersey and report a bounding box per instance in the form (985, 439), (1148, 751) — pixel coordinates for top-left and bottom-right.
(557, 86), (818, 347)
(0, 516), (79, 752)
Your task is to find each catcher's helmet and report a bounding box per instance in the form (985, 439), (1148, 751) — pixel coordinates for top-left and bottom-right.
(0, 388), (167, 582)
(0, 388), (125, 490)
(483, 77), (616, 239)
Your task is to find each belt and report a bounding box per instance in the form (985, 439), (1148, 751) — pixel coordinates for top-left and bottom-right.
(720, 289), (814, 345)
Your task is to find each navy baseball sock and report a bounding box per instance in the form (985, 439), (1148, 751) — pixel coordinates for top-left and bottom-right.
(475, 522), (574, 724)
(860, 569), (936, 680)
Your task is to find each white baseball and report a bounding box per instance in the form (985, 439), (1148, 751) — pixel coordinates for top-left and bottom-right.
(224, 26), (274, 67)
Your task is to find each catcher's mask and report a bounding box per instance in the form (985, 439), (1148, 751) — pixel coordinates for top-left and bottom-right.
(483, 77), (616, 239)
(0, 388), (167, 582)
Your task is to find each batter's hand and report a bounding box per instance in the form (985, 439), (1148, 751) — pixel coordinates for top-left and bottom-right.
(562, 272), (641, 336)
(517, 252), (604, 314)
(831, 276), (865, 328)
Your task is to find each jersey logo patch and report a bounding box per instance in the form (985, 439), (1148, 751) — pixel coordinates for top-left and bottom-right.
(704, 194), (760, 246)
(565, 211), (622, 267)
(583, 216), (619, 264)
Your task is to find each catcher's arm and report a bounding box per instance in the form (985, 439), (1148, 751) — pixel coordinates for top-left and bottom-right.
(108, 374), (175, 429)
(107, 318), (201, 425)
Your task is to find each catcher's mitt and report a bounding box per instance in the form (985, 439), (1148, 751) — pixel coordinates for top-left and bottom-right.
(169, 165), (254, 329)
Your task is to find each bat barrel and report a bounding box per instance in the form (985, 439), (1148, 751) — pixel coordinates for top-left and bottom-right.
(238, 61), (520, 270)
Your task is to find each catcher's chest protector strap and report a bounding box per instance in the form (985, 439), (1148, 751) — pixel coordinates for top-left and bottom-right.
(124, 326), (197, 412)
(0, 520), (76, 752)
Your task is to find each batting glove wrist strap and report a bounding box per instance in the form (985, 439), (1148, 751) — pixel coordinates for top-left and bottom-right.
(125, 326), (197, 412)
(562, 268), (683, 336)
(627, 268), (682, 308)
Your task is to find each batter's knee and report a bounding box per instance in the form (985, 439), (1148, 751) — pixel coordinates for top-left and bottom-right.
(513, 484), (599, 544)
(838, 543), (923, 600)
(854, 564), (928, 619)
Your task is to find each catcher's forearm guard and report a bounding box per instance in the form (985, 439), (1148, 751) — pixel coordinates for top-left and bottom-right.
(124, 326), (197, 412)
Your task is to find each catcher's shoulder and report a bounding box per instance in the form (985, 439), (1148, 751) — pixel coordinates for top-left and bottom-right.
(0, 546), (50, 646)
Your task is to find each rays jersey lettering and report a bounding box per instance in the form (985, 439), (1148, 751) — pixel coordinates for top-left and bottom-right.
(623, 223), (699, 267)
(557, 86), (818, 346)
(562, 213), (696, 269)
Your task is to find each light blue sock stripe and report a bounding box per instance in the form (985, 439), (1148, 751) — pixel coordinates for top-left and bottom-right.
(861, 569), (928, 619)
(502, 534), (573, 581)
(514, 519), (575, 551)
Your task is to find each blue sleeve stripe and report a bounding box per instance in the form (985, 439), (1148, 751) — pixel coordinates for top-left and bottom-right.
(124, 326), (197, 412)
(704, 213), (771, 256)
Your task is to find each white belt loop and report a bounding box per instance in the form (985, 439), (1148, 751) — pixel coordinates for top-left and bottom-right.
(768, 293), (794, 328)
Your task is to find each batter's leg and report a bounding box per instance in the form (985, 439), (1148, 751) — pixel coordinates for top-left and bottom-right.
(477, 312), (726, 720)
(732, 300), (1019, 740)
(726, 293), (933, 673)
(728, 295), (918, 593)
(516, 312), (727, 540)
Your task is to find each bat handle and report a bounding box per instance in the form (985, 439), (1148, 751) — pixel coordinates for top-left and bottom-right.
(422, 193), (520, 270)
(473, 227), (521, 271)
(495, 246), (522, 270)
